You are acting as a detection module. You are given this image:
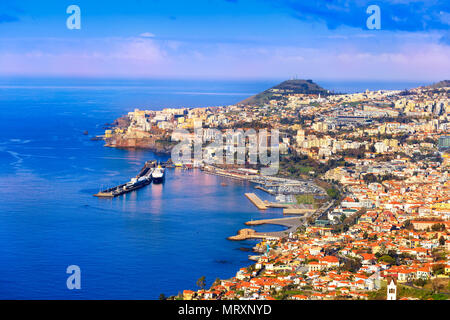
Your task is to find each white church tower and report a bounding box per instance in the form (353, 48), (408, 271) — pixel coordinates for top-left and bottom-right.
(387, 278), (397, 300)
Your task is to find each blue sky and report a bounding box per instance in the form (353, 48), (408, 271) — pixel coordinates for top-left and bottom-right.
(0, 0), (448, 80)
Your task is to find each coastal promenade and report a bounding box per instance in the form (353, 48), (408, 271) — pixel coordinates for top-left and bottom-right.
(283, 207), (315, 215)
(201, 165), (327, 196)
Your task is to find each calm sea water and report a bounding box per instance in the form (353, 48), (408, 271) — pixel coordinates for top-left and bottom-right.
(0, 78), (426, 299)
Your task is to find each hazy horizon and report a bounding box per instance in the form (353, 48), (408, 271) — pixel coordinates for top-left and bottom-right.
(0, 76), (433, 96)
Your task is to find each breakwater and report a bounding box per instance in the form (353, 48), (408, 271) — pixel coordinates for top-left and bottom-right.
(94, 160), (157, 197)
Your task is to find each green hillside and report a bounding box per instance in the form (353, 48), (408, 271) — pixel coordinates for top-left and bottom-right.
(239, 79), (330, 106)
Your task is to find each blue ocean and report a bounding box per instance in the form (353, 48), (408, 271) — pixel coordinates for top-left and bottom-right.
(0, 78), (426, 299)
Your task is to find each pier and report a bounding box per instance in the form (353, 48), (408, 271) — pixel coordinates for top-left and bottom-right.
(254, 185), (276, 195)
(94, 160), (157, 198)
(245, 216), (303, 227)
(245, 193), (268, 210)
(228, 228), (278, 241)
(228, 217), (304, 240)
(245, 193), (291, 210)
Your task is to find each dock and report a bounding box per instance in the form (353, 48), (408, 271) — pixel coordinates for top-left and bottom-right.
(228, 228), (278, 241)
(254, 185), (276, 195)
(228, 217), (304, 241)
(246, 216), (304, 238)
(245, 193), (268, 210)
(94, 160), (157, 198)
(244, 216), (303, 227)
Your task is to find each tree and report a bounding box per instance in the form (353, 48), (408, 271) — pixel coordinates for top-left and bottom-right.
(378, 255), (395, 265)
(432, 264), (445, 275)
(413, 279), (427, 287)
(431, 249), (445, 262)
(403, 220), (413, 230)
(341, 258), (362, 273)
(363, 173), (378, 184)
(431, 279), (445, 293)
(196, 276), (206, 290)
(326, 187), (340, 200)
(431, 223), (445, 232)
(248, 264), (256, 272)
(159, 293), (166, 300)
(212, 278), (221, 287)
(439, 236), (445, 246)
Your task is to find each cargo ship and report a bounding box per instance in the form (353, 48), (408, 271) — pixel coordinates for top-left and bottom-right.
(125, 175), (151, 189)
(94, 162), (154, 197)
(152, 165), (165, 183)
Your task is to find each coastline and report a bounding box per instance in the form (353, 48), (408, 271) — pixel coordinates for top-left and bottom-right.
(104, 138), (174, 155)
(102, 139), (293, 294)
(102, 134), (288, 287)
(100, 127), (333, 298)
(88, 83), (450, 300)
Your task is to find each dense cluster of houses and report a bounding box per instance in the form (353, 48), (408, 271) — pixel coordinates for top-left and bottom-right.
(108, 82), (449, 300)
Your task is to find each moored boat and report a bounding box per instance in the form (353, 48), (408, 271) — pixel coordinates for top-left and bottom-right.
(152, 165), (165, 183)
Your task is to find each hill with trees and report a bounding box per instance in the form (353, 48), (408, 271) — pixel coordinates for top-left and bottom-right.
(239, 79), (331, 106)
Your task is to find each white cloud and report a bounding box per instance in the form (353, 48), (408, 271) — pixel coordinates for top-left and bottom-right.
(139, 32), (155, 38)
(0, 34), (448, 81)
(113, 38), (166, 61)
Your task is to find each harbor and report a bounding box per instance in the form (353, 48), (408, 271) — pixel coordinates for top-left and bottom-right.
(230, 184), (336, 242)
(228, 193), (311, 241)
(94, 160), (165, 197)
(201, 165), (327, 196)
(93, 159), (329, 252)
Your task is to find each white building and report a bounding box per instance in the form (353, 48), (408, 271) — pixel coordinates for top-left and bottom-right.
(387, 278), (397, 300)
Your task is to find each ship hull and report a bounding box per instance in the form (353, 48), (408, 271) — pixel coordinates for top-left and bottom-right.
(152, 176), (164, 183)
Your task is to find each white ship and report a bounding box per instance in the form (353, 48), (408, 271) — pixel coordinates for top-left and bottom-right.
(152, 165), (165, 183)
